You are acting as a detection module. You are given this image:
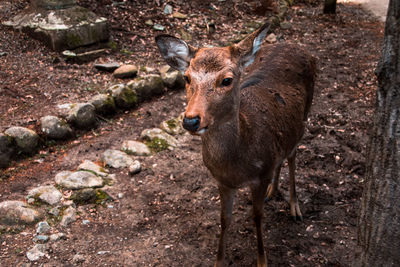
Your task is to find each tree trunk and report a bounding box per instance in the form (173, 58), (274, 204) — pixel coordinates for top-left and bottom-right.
(356, 0), (400, 266)
(323, 0), (337, 14)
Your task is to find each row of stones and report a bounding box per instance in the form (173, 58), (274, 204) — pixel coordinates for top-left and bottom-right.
(0, 65), (185, 169)
(0, 114), (184, 262)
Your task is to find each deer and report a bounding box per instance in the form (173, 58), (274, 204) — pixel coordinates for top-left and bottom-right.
(156, 22), (316, 267)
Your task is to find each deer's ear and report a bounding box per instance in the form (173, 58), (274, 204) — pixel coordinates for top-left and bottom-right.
(155, 35), (197, 72)
(233, 22), (270, 68)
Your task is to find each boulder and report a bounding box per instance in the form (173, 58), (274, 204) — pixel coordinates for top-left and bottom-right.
(90, 94), (116, 115)
(78, 160), (108, 177)
(113, 64), (138, 79)
(0, 200), (42, 226)
(55, 171), (104, 189)
(27, 185), (63, 206)
(160, 70), (185, 90)
(108, 84), (137, 109)
(159, 114), (185, 135)
(101, 149), (139, 169)
(94, 62), (120, 72)
(126, 74), (164, 102)
(4, 126), (39, 154)
(0, 133), (15, 168)
(66, 103), (97, 129)
(121, 140), (151, 156)
(140, 128), (178, 151)
(40, 115), (73, 140)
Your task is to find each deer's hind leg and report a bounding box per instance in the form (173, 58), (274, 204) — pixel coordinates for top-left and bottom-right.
(265, 163), (282, 201)
(288, 150), (303, 222)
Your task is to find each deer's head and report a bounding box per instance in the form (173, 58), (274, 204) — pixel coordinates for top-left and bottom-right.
(156, 23), (270, 135)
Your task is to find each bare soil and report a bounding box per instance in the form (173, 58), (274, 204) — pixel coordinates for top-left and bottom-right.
(0, 0), (384, 266)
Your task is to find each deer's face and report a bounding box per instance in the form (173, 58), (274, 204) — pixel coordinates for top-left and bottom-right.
(182, 47), (240, 135)
(156, 22), (270, 135)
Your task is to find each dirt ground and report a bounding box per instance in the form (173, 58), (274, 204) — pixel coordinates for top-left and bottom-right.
(0, 0), (384, 266)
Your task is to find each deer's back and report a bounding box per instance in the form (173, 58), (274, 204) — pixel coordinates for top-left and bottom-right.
(239, 43), (316, 158)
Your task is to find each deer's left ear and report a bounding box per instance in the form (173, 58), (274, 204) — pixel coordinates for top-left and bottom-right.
(233, 22), (270, 68)
(155, 35), (198, 72)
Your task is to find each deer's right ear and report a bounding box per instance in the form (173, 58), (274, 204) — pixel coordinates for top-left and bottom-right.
(155, 35), (197, 72)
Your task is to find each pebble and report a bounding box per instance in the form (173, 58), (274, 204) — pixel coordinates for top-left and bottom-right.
(94, 62), (120, 72)
(128, 160), (141, 175)
(26, 244), (47, 261)
(27, 185), (63, 206)
(113, 65), (138, 79)
(60, 206), (77, 227)
(153, 24), (165, 31)
(164, 4), (173, 14)
(49, 233), (67, 242)
(33, 235), (49, 244)
(72, 253), (86, 264)
(36, 221), (51, 235)
(82, 219), (90, 225)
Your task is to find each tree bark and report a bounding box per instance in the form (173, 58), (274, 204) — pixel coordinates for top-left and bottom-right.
(323, 0), (337, 14)
(356, 0), (400, 266)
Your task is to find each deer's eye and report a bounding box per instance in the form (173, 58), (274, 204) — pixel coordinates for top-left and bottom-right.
(221, 78), (233, 87)
(183, 75), (190, 84)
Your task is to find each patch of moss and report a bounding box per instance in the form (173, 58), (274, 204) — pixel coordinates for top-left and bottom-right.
(47, 206), (67, 226)
(145, 137), (169, 153)
(166, 119), (177, 129)
(121, 49), (133, 55)
(108, 40), (118, 50)
(95, 189), (112, 205)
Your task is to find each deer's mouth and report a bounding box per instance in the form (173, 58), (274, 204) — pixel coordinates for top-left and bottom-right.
(187, 126), (208, 136)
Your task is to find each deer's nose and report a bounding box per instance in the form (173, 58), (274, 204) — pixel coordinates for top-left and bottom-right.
(182, 116), (200, 132)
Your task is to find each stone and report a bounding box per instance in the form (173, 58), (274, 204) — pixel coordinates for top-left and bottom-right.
(4, 127), (39, 154)
(26, 244), (48, 261)
(140, 128), (178, 151)
(49, 232), (66, 241)
(60, 206), (76, 227)
(40, 115), (73, 140)
(62, 48), (106, 63)
(266, 33), (277, 43)
(94, 62), (120, 72)
(27, 185), (63, 206)
(90, 94), (116, 115)
(101, 149), (136, 169)
(172, 11), (187, 19)
(280, 21), (292, 30)
(73, 253), (86, 264)
(128, 160), (141, 175)
(36, 221), (51, 235)
(164, 4), (173, 14)
(159, 114), (185, 136)
(33, 235), (49, 244)
(126, 74), (164, 102)
(3, 5), (109, 51)
(113, 64), (138, 79)
(153, 24), (165, 31)
(69, 188), (96, 204)
(66, 103), (96, 129)
(78, 160), (108, 177)
(48, 207), (60, 217)
(55, 171), (104, 189)
(121, 140), (151, 156)
(0, 200), (42, 226)
(108, 84), (137, 109)
(160, 70), (185, 90)
(0, 133), (15, 168)
(145, 19), (153, 26)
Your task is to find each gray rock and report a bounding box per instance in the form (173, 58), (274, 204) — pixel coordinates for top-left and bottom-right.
(266, 33), (277, 43)
(94, 62), (120, 72)
(144, 19), (153, 26)
(153, 24), (165, 31)
(55, 171), (104, 189)
(26, 244), (48, 262)
(73, 253), (86, 264)
(0, 133), (15, 168)
(66, 103), (97, 129)
(4, 5), (109, 51)
(4, 127), (39, 154)
(159, 114), (185, 136)
(90, 94), (116, 115)
(36, 221), (51, 235)
(108, 84), (137, 109)
(33, 235), (49, 244)
(69, 188), (96, 204)
(164, 4), (173, 14)
(50, 232), (66, 241)
(60, 206), (76, 227)
(113, 64), (138, 79)
(121, 140), (151, 156)
(78, 160), (108, 177)
(27, 185), (63, 206)
(126, 74), (164, 102)
(160, 70), (185, 90)
(101, 149), (136, 169)
(48, 207), (61, 217)
(0, 200), (42, 226)
(40, 115), (73, 140)
(128, 160), (141, 175)
(140, 128), (178, 150)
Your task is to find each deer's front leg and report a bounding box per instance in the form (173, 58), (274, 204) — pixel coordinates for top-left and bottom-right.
(215, 184), (235, 267)
(251, 180), (269, 267)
